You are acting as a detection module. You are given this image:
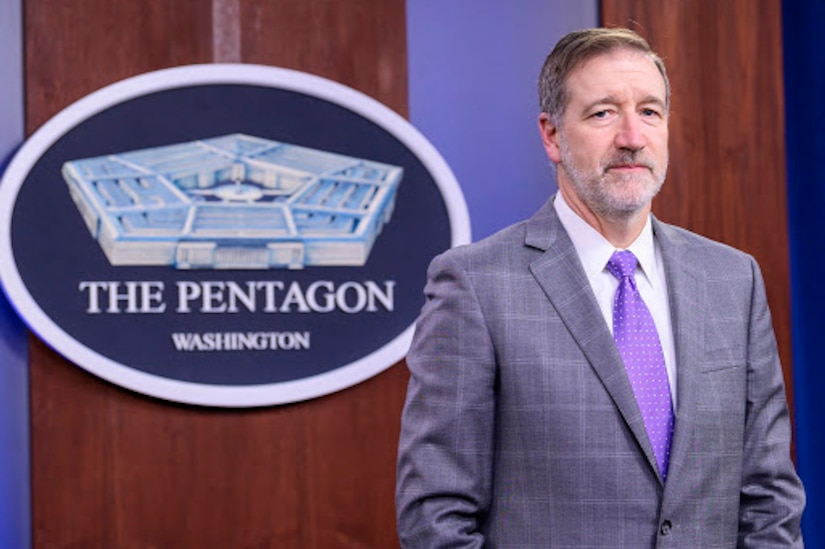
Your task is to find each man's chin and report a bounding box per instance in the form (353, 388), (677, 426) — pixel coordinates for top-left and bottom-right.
(602, 177), (662, 204)
(593, 190), (657, 220)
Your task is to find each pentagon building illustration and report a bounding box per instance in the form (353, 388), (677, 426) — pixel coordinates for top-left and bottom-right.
(62, 134), (403, 269)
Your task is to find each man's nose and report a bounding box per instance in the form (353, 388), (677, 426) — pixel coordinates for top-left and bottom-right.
(614, 113), (646, 151)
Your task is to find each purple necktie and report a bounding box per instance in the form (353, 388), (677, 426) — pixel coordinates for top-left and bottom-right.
(607, 250), (674, 480)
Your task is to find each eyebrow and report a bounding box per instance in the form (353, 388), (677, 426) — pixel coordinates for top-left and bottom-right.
(582, 94), (668, 113)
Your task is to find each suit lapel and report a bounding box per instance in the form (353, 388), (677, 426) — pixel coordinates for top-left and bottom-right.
(652, 218), (706, 485)
(525, 200), (661, 479)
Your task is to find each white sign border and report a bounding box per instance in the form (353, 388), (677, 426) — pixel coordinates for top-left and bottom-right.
(0, 64), (471, 407)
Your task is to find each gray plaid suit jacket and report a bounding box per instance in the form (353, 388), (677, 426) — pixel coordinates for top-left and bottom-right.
(396, 198), (805, 548)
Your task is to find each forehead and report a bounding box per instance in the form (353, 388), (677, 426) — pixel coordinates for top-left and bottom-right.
(565, 49), (666, 105)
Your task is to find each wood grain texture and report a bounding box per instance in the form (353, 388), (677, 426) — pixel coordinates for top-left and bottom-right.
(237, 0), (409, 115)
(25, 0), (409, 546)
(600, 0), (795, 412)
(30, 338), (408, 547)
(25, 0), (215, 133)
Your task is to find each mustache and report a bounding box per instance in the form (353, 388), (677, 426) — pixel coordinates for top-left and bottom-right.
(602, 151), (655, 170)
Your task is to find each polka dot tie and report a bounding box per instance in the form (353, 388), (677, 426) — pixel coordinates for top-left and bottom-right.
(607, 250), (674, 480)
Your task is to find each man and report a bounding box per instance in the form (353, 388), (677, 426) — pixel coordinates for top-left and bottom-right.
(396, 28), (805, 547)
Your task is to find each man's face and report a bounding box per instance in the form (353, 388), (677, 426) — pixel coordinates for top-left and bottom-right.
(540, 48), (669, 222)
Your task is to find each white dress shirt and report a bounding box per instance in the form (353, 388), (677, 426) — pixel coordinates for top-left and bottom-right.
(553, 193), (677, 407)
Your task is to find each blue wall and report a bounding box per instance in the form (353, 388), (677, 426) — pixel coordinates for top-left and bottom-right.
(0, 0), (31, 547)
(783, 0), (825, 544)
(406, 1), (597, 240)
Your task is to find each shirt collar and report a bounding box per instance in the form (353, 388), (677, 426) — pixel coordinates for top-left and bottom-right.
(553, 192), (658, 287)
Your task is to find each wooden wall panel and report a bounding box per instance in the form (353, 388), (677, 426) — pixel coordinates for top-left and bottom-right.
(25, 0), (215, 131)
(25, 0), (408, 547)
(600, 1), (795, 409)
(238, 1), (409, 115)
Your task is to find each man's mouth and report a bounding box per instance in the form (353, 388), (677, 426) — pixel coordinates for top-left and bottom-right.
(606, 163), (651, 173)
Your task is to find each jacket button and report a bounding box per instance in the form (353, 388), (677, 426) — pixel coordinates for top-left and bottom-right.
(660, 520), (672, 536)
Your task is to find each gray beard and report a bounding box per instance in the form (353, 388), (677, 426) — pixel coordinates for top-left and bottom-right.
(558, 143), (667, 223)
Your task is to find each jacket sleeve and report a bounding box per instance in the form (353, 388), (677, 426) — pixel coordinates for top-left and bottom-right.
(396, 250), (497, 548)
(738, 257), (806, 547)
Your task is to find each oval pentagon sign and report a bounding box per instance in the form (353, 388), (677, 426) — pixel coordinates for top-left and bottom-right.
(0, 64), (470, 407)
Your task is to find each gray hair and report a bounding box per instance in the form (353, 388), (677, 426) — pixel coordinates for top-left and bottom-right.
(538, 28), (670, 125)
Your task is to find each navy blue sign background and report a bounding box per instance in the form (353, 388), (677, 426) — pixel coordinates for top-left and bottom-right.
(11, 84), (451, 385)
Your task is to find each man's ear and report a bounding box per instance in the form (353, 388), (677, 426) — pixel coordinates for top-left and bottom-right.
(538, 113), (562, 164)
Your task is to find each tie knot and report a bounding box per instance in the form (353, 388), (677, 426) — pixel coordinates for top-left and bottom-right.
(607, 250), (638, 280)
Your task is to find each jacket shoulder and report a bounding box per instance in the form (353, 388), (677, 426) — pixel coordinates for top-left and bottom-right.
(654, 219), (759, 273)
(430, 219), (535, 273)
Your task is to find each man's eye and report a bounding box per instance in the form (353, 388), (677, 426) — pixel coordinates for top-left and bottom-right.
(592, 110), (609, 119)
(641, 108), (660, 117)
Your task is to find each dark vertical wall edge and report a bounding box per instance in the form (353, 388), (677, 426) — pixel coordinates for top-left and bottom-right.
(0, 0), (31, 547)
(782, 0), (825, 541)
